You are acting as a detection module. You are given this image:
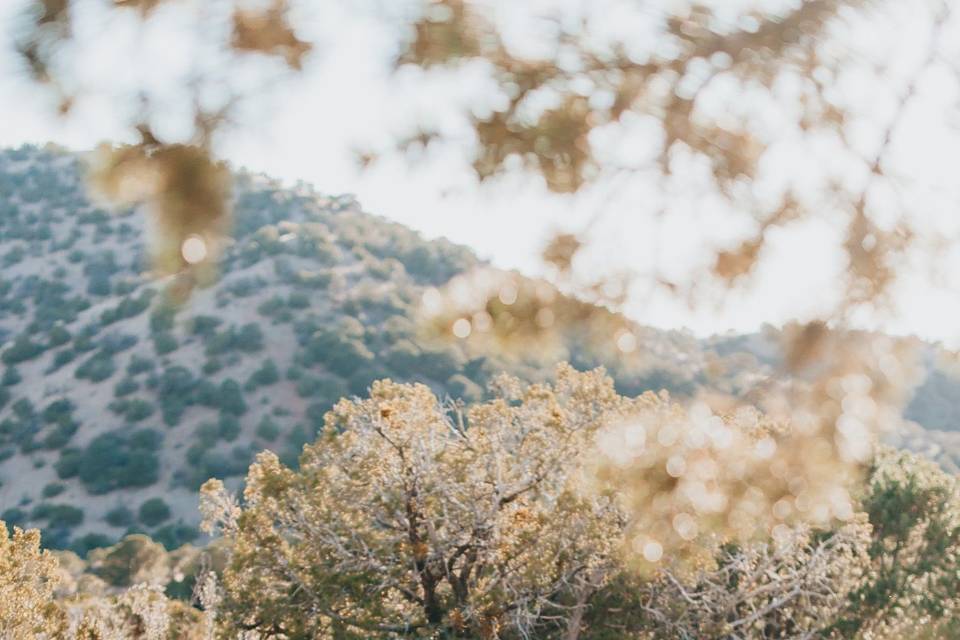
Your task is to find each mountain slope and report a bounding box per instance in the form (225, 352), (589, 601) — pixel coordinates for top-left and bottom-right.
(0, 145), (711, 553)
(0, 144), (958, 556)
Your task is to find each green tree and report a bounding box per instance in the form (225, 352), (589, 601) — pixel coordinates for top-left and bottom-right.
(138, 498), (172, 528)
(203, 366), (629, 638)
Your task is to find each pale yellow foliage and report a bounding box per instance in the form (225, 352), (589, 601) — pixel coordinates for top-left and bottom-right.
(0, 522), (66, 638)
(203, 365), (638, 637)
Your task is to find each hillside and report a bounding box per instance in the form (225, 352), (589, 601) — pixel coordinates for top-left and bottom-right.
(706, 330), (960, 473)
(0, 145), (958, 557)
(0, 145), (713, 554)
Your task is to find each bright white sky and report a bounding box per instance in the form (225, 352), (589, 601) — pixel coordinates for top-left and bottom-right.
(2, 0), (960, 344)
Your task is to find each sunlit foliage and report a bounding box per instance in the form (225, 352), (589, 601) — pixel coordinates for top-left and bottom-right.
(201, 365), (630, 638)
(3, 379), (960, 638)
(0, 522), (65, 637)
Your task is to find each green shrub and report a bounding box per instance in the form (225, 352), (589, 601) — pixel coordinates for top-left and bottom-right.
(256, 415), (281, 441)
(227, 276), (264, 297)
(239, 322), (264, 350)
(287, 291), (310, 309)
(295, 374), (323, 398)
(2, 366), (22, 386)
(159, 366), (195, 397)
(202, 358), (223, 375)
(75, 350), (116, 382)
(73, 329), (99, 353)
(100, 293), (150, 325)
(98, 333), (138, 355)
(127, 355), (154, 376)
(247, 358), (279, 388)
(12, 397), (34, 420)
(41, 398), (74, 424)
(42, 482), (65, 498)
(138, 498), (171, 527)
(193, 422), (219, 448)
(70, 533), (113, 557)
(149, 305), (176, 333)
(105, 505), (134, 527)
(218, 413), (241, 442)
(153, 523), (199, 551)
(203, 322), (265, 356)
(1, 507), (26, 527)
(31, 503), (84, 528)
(153, 332), (178, 355)
(54, 447), (82, 479)
(41, 421), (77, 449)
(305, 402), (331, 432)
(186, 441), (208, 466)
(190, 380), (217, 409)
(218, 379), (247, 416)
(114, 377), (140, 397)
(77, 430), (162, 494)
(302, 331), (373, 377)
(87, 273), (111, 296)
(161, 397), (187, 426)
(129, 429), (162, 450)
(119, 398), (154, 422)
(2, 335), (44, 364)
(183, 449), (247, 489)
(257, 295), (286, 317)
(286, 365), (304, 381)
(113, 279), (137, 295)
(416, 346), (465, 382)
(190, 315), (222, 336)
(384, 340), (421, 372)
(47, 346), (74, 369)
(293, 270), (332, 289)
(285, 424), (315, 462)
(47, 325), (71, 347)
(3, 245), (24, 266)
(348, 367), (388, 397)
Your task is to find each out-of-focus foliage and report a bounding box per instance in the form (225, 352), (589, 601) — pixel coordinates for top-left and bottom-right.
(400, 1), (849, 192)
(89, 142), (231, 281)
(14, 0), (310, 282)
(392, 0), (954, 327)
(13, 0), (955, 322)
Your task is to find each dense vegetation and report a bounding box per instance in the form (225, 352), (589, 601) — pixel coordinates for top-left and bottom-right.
(4, 368), (960, 638)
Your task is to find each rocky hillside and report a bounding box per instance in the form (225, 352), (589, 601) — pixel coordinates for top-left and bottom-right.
(0, 144), (958, 557)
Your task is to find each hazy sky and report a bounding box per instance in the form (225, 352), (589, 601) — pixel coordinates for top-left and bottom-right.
(2, 0), (960, 343)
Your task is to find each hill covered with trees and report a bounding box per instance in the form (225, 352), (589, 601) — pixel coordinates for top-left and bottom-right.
(0, 144), (722, 555)
(1, 145), (960, 558)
